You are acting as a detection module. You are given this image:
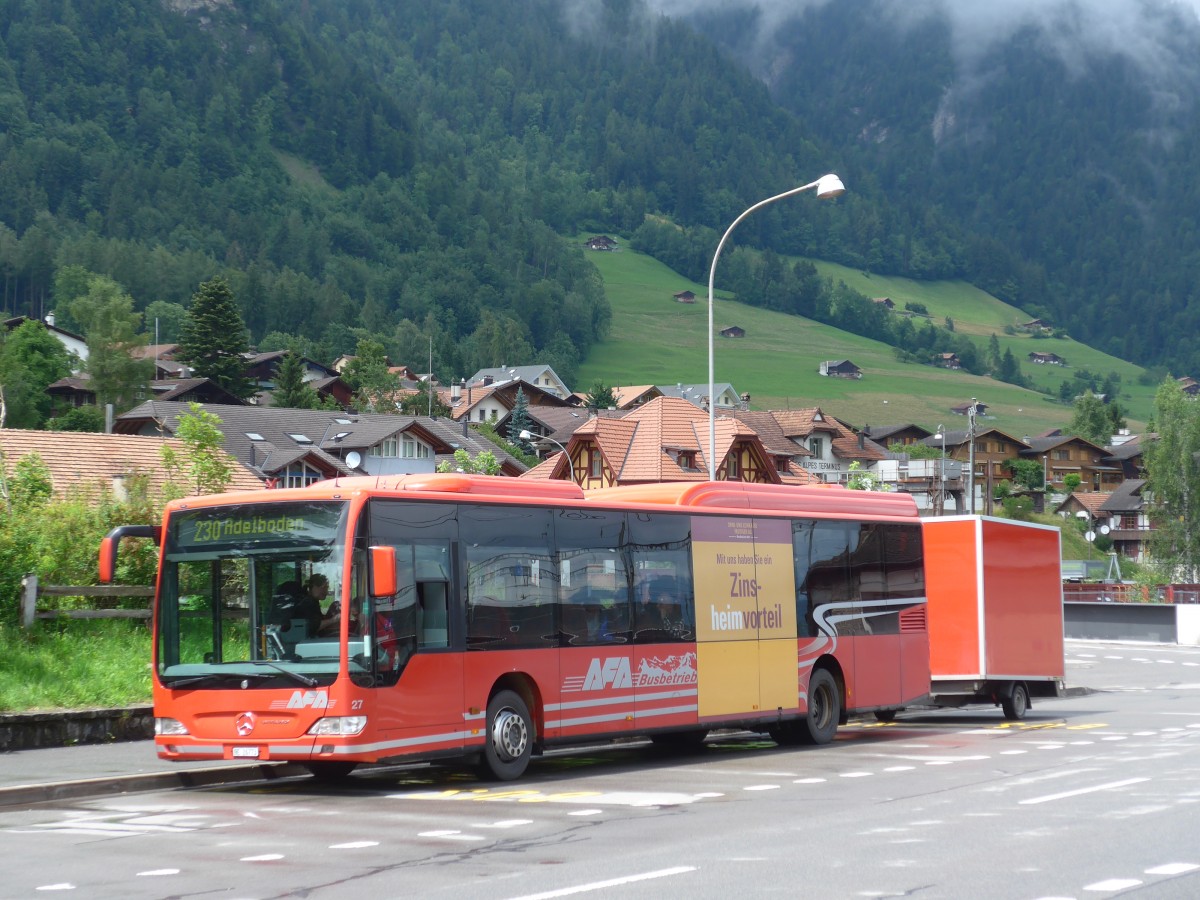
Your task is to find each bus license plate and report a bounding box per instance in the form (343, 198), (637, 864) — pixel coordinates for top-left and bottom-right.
(232, 746), (261, 758)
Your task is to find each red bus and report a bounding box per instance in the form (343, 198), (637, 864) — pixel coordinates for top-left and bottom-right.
(100, 474), (929, 781)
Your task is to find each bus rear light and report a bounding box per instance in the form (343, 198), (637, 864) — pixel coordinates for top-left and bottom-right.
(155, 717), (188, 736)
(307, 716), (367, 736)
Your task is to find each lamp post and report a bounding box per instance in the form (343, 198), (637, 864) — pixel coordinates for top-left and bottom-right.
(966, 397), (978, 514)
(706, 174), (846, 481)
(520, 429), (579, 485)
(935, 424), (945, 515)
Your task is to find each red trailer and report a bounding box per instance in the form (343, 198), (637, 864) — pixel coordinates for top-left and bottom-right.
(919, 516), (1065, 719)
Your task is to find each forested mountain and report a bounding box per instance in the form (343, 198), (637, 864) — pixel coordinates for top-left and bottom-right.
(679, 0), (1200, 374)
(2, 0), (1199, 388)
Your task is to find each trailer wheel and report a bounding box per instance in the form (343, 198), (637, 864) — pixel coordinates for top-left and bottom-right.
(479, 689), (533, 781)
(800, 669), (841, 745)
(1002, 682), (1029, 721)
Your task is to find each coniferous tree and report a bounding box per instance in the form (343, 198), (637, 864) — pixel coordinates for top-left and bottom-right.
(272, 351), (322, 409)
(178, 278), (255, 401)
(584, 380), (617, 410)
(508, 386), (533, 451)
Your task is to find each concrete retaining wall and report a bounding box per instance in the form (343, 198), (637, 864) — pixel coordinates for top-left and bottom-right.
(1065, 601), (1200, 645)
(0, 705), (152, 752)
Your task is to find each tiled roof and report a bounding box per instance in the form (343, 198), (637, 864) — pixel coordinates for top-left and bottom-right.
(1057, 491), (1112, 517)
(0, 429), (263, 497)
(114, 401), (527, 478)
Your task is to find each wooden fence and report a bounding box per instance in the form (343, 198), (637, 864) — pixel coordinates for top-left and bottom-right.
(20, 574), (153, 630)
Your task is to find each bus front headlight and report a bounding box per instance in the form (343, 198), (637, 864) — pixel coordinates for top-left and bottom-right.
(155, 717), (189, 736)
(307, 716), (367, 736)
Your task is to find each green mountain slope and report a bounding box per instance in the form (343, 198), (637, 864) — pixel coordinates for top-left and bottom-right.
(577, 247), (1151, 437)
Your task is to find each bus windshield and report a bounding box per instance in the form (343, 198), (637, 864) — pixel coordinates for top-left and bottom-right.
(156, 500), (350, 689)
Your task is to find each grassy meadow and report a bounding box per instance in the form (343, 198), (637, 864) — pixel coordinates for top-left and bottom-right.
(576, 245), (1153, 437)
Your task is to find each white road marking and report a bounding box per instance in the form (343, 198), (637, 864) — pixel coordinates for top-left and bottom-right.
(1020, 777), (1150, 805)
(567, 810), (603, 817)
(839, 772), (873, 778)
(419, 830), (486, 841)
(35, 886), (75, 892)
(744, 784), (780, 791)
(330, 841), (379, 849)
(506, 866), (696, 899)
(136, 869), (180, 877)
(794, 777), (826, 784)
(241, 854), (284, 862)
(1144, 862), (1199, 876)
(473, 820), (533, 829)
(1084, 878), (1142, 891)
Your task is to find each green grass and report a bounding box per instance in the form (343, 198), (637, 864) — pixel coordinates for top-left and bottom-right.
(577, 246), (1153, 436)
(0, 621), (152, 712)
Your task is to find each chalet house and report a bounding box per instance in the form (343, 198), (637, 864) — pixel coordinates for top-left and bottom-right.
(928, 426), (1028, 514)
(520, 396), (814, 490)
(114, 402), (527, 485)
(1021, 434), (1116, 493)
(863, 424), (934, 449)
(467, 364), (571, 399)
(585, 235), (618, 251)
(444, 376), (572, 428)
(44, 374), (247, 417)
(872, 297), (895, 310)
(656, 382), (741, 410)
(243, 351), (338, 392)
(673, 290), (696, 304)
(610, 385), (663, 409)
(1021, 318), (1053, 332)
(131, 344), (190, 379)
(1101, 479), (1151, 562)
(0, 428), (262, 499)
(4, 315), (89, 369)
(729, 407), (885, 484)
(719, 325), (746, 338)
(1177, 376), (1200, 396)
(935, 353), (961, 370)
(1029, 351), (1066, 365)
(819, 359), (862, 379)
(1104, 434), (1148, 480)
(950, 400), (989, 417)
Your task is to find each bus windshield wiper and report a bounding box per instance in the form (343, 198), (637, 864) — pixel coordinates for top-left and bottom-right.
(250, 660), (319, 687)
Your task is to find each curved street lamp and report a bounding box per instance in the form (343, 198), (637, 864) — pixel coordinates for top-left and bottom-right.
(519, 429), (579, 485)
(707, 174), (846, 481)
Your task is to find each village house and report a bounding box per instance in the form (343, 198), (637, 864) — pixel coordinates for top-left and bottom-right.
(1021, 433), (1117, 493)
(584, 235), (618, 251)
(819, 360), (863, 379)
(656, 382), (742, 410)
(729, 407), (885, 484)
(672, 290), (696, 303)
(114, 402), (528, 485)
(520, 396), (814, 490)
(1028, 351), (1066, 365)
(719, 325), (745, 338)
(872, 297), (895, 310)
(0, 428), (263, 499)
(935, 352), (962, 369)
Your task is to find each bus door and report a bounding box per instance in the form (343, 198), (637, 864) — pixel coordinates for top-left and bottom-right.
(553, 509), (632, 740)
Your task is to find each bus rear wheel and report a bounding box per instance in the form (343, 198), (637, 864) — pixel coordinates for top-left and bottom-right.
(801, 669), (840, 745)
(305, 761), (358, 782)
(480, 689), (533, 781)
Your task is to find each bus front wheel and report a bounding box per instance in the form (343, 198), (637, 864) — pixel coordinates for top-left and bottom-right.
(480, 689), (533, 781)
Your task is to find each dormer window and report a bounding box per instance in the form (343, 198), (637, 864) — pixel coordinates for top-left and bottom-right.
(676, 451), (696, 471)
(245, 432), (265, 441)
(808, 437), (824, 457)
(370, 436), (399, 457)
(287, 433), (312, 445)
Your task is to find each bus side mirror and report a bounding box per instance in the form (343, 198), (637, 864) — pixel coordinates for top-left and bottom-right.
(369, 545), (397, 598)
(99, 525), (160, 583)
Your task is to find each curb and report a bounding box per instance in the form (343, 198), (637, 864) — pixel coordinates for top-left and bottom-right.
(0, 706), (153, 752)
(0, 761), (309, 809)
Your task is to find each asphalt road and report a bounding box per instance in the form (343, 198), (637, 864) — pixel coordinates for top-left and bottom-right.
(3, 641), (1199, 900)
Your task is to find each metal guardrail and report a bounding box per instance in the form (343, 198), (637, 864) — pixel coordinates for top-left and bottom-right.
(1062, 583), (1200, 604)
(20, 574), (153, 630)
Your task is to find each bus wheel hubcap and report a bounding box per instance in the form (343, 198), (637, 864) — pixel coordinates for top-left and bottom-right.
(492, 708), (528, 760)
